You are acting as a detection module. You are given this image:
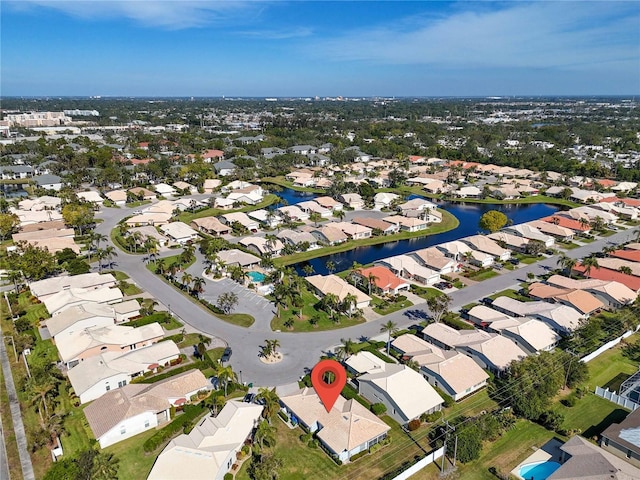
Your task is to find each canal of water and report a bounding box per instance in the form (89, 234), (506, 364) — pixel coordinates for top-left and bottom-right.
(272, 188), (560, 274)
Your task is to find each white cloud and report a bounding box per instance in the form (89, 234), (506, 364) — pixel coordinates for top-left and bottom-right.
(7, 0), (265, 29)
(236, 27), (313, 40)
(311, 2), (640, 71)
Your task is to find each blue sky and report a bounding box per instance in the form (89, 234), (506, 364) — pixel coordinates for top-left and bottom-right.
(3, 1), (639, 97)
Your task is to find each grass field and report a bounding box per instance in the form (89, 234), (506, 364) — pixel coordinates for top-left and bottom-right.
(177, 194), (279, 223)
(488, 289), (531, 302)
(371, 296), (414, 315)
(410, 285), (445, 300)
(216, 312), (255, 327)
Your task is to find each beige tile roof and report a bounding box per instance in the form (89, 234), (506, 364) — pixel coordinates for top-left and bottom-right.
(421, 353), (489, 395)
(463, 235), (509, 258)
(30, 272), (117, 299)
(466, 336), (528, 371)
(281, 388), (390, 454)
(411, 247), (456, 271)
(44, 286), (123, 316)
(85, 370), (209, 439)
(359, 365), (443, 420)
(45, 302), (115, 337)
(306, 274), (371, 304)
(505, 319), (560, 352)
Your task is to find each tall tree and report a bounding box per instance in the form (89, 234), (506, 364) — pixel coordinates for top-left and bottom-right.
(426, 294), (452, 324)
(479, 210), (508, 233)
(380, 320), (398, 355)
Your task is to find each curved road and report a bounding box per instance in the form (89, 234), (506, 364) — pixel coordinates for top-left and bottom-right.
(96, 200), (638, 387)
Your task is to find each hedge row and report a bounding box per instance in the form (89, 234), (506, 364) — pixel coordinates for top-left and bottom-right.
(123, 312), (171, 328)
(143, 404), (207, 453)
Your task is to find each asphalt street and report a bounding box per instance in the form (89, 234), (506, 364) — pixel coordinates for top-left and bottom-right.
(95, 200), (639, 387)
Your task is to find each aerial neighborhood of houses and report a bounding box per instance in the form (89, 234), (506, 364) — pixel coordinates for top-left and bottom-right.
(1, 97), (640, 480)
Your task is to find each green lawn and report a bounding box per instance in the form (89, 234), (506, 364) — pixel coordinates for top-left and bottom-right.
(177, 333), (204, 348)
(556, 393), (629, 438)
(125, 200), (152, 208)
(371, 296), (414, 315)
(557, 241), (580, 250)
(177, 194), (279, 223)
(206, 347), (225, 364)
(586, 333), (639, 389)
(270, 287), (365, 332)
(237, 415), (431, 480)
(217, 313), (255, 327)
(105, 428), (159, 480)
(467, 270), (499, 281)
(599, 230), (616, 237)
(410, 285), (445, 300)
(120, 281), (143, 296)
(488, 289), (531, 302)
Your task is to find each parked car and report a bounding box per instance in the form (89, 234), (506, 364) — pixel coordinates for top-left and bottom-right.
(221, 347), (232, 363)
(243, 393), (256, 403)
(509, 258), (520, 265)
(480, 297), (493, 305)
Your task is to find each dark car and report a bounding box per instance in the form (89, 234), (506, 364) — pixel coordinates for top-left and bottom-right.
(221, 347), (232, 363)
(509, 258), (520, 265)
(408, 324), (424, 333)
(480, 297), (493, 305)
(243, 393), (256, 403)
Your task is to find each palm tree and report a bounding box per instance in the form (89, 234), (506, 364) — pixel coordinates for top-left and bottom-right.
(326, 260), (336, 274)
(308, 315), (320, 328)
(131, 231), (143, 253)
(582, 255), (600, 277)
(256, 387), (280, 424)
(192, 277), (206, 297)
(90, 450), (120, 480)
(341, 293), (358, 317)
(95, 248), (107, 273)
(254, 419), (277, 449)
(302, 264), (315, 276)
(335, 338), (356, 360)
(334, 209), (346, 221)
(7, 269), (22, 294)
(284, 319), (294, 330)
(90, 232), (108, 260)
(322, 293), (340, 322)
(269, 339), (280, 356)
(557, 254), (577, 278)
(181, 272), (193, 291)
(103, 245), (117, 269)
(619, 266), (633, 275)
(25, 376), (56, 423)
(602, 245), (617, 256)
(155, 258), (167, 276)
(216, 364), (237, 396)
(309, 211), (322, 227)
(367, 272), (379, 295)
(406, 359), (420, 371)
(380, 320), (398, 356)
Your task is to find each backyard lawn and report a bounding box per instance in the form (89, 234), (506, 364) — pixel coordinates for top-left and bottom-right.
(371, 295), (414, 315)
(587, 333), (639, 389)
(488, 288), (531, 302)
(410, 285), (445, 301)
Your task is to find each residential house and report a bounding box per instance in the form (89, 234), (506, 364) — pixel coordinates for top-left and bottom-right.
(190, 217), (231, 236)
(373, 192), (399, 210)
(528, 283), (605, 316)
(314, 196), (343, 211)
(127, 226), (169, 247)
(45, 302), (118, 340)
(436, 240), (473, 262)
(356, 266), (410, 295)
(30, 272), (117, 301)
(154, 183), (177, 198)
(245, 209), (281, 228)
(331, 221), (372, 240)
(410, 247), (459, 275)
(159, 222), (199, 244)
(202, 178), (222, 193)
(213, 160), (236, 176)
(529, 220), (576, 242)
(280, 388), (390, 463)
(600, 408), (640, 469)
(297, 200), (332, 218)
(128, 187), (156, 201)
(306, 274), (371, 310)
(550, 435), (640, 479)
(220, 212), (259, 232)
(290, 145), (317, 155)
(504, 224), (555, 247)
(501, 319), (561, 354)
(105, 190), (127, 206)
(276, 229), (318, 249)
(597, 257), (640, 277)
(542, 215), (591, 234)
(490, 296), (583, 334)
(44, 286), (123, 317)
(487, 231), (530, 252)
(18, 195), (61, 211)
(147, 401), (264, 480)
(77, 190), (104, 206)
(340, 193), (364, 210)
(382, 215), (428, 232)
(358, 364), (444, 425)
(376, 255), (441, 285)
(277, 205), (309, 222)
(309, 225), (348, 246)
(11, 209), (63, 226)
(216, 249), (261, 268)
(397, 198), (437, 216)
(572, 264), (640, 293)
(545, 274), (637, 309)
(67, 340), (180, 403)
(173, 181), (198, 194)
(55, 322), (164, 368)
(239, 236), (284, 256)
(227, 185), (264, 205)
(124, 212), (171, 227)
(33, 174), (63, 191)
(344, 351), (388, 376)
(462, 235), (511, 261)
(453, 186), (482, 198)
(85, 370), (209, 448)
(391, 335), (488, 401)
(352, 217), (399, 235)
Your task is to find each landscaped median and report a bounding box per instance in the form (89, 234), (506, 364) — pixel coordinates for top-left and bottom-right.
(273, 209), (459, 267)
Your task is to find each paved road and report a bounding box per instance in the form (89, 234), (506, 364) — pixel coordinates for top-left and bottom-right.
(95, 201), (638, 386)
(0, 325), (35, 479)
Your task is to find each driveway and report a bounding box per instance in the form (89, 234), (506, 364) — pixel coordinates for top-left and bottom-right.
(94, 200), (639, 387)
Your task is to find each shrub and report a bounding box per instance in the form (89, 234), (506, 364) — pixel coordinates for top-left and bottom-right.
(561, 396), (577, 407)
(539, 410), (565, 431)
(143, 404), (205, 453)
(371, 403), (387, 415)
(349, 450), (369, 462)
(407, 419), (421, 431)
(224, 474), (233, 480)
(422, 411), (443, 423)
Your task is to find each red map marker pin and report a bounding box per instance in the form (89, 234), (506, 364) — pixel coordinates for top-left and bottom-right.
(311, 359), (347, 413)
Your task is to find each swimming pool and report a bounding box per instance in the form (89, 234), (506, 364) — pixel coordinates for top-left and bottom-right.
(247, 271), (265, 283)
(518, 461), (561, 480)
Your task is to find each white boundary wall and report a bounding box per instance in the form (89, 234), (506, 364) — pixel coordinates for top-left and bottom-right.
(595, 386), (640, 411)
(390, 446), (445, 480)
(581, 330), (636, 363)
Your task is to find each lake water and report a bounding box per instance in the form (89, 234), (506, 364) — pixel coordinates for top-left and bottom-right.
(271, 188), (559, 274)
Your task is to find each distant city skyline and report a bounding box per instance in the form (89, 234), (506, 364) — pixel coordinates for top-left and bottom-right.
(3, 1), (639, 97)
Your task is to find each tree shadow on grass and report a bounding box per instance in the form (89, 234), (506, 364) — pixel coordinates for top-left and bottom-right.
(583, 408), (629, 439)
